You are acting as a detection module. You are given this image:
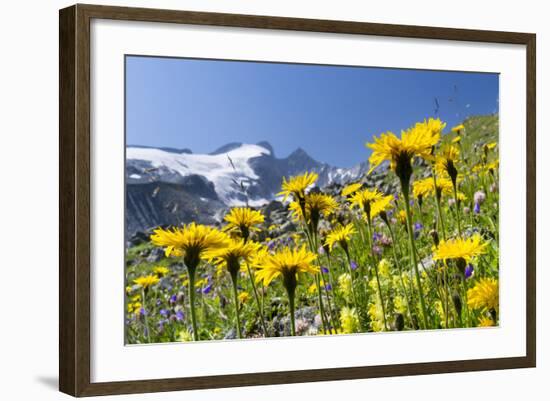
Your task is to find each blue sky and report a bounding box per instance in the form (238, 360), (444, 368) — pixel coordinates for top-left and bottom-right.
(126, 56), (498, 168)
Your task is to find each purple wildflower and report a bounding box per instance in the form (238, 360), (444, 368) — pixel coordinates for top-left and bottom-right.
(159, 309), (169, 317)
(325, 283), (332, 291)
(372, 245), (382, 256)
(175, 310), (184, 321)
(413, 222), (423, 239)
(169, 294), (177, 304)
(372, 232), (382, 242)
(465, 264), (475, 279)
(474, 202), (481, 214)
(202, 284), (213, 294)
(321, 266), (329, 274)
(139, 307), (147, 316)
(350, 261), (358, 271)
(267, 240), (276, 250)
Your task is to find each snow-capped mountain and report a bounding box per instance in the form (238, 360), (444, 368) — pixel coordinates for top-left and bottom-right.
(125, 141), (371, 234)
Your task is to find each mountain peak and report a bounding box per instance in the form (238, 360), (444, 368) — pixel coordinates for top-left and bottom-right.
(256, 141), (274, 156)
(210, 142), (244, 155)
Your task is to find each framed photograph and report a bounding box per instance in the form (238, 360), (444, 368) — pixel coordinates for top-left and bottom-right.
(59, 4), (536, 397)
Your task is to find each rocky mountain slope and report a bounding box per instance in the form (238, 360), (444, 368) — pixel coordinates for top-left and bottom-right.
(125, 141), (373, 234)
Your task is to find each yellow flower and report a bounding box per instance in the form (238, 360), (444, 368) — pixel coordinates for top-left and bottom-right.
(223, 207), (265, 238)
(378, 258), (391, 277)
(368, 301), (385, 332)
(204, 238), (261, 277)
(413, 176), (454, 199)
(478, 316), (495, 327)
(370, 195), (394, 219)
(452, 136), (462, 143)
(435, 144), (460, 181)
(255, 245), (318, 287)
(337, 273), (353, 303)
(366, 118), (443, 175)
(473, 160), (499, 176)
(178, 329), (193, 342)
(238, 291), (250, 304)
(349, 188), (390, 220)
(451, 124), (465, 133)
(394, 296), (407, 315)
(150, 223), (229, 268)
(341, 182), (363, 197)
(133, 274), (160, 289)
(340, 307), (360, 334)
(127, 301), (142, 315)
(153, 266), (170, 277)
(397, 210), (407, 224)
(289, 193), (338, 225)
(433, 234), (488, 262)
(485, 142), (497, 151)
(307, 280), (325, 294)
(467, 278), (499, 312)
(325, 223), (356, 252)
(278, 171), (318, 202)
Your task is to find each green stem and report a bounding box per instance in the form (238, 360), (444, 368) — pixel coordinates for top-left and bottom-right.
(141, 289), (151, 342)
(402, 186), (429, 330)
(386, 221), (415, 328)
(288, 288), (296, 336)
(366, 218), (388, 331)
(245, 263), (268, 336)
(305, 228), (330, 333)
(187, 267), (199, 341)
(453, 183), (463, 237)
(432, 174), (447, 240)
(231, 276), (243, 339)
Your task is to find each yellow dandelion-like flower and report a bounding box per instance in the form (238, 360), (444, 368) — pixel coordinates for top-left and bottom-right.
(366, 118), (443, 176)
(254, 245), (318, 288)
(238, 291), (250, 304)
(289, 193), (338, 225)
(223, 207), (264, 238)
(451, 124), (465, 133)
(338, 273), (353, 303)
(307, 280), (325, 294)
(204, 238), (261, 277)
(278, 171), (318, 202)
(150, 223), (229, 268)
(485, 142), (497, 151)
(397, 210), (407, 224)
(452, 136), (462, 143)
(127, 301), (142, 315)
(153, 266), (170, 277)
(478, 316), (495, 327)
(467, 278), (499, 312)
(341, 182), (363, 197)
(340, 307), (360, 334)
(349, 188), (390, 221)
(370, 194), (394, 219)
(412, 176), (454, 199)
(435, 144), (460, 181)
(133, 274), (160, 289)
(433, 234), (489, 262)
(325, 223), (356, 252)
(473, 160), (499, 176)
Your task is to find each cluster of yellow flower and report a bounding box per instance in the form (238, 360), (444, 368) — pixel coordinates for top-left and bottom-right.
(128, 117), (500, 342)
